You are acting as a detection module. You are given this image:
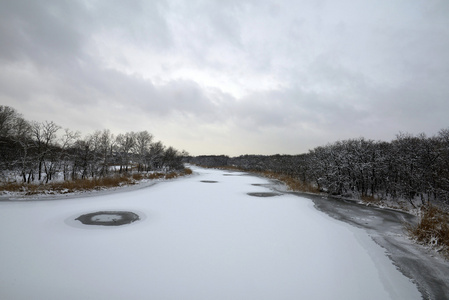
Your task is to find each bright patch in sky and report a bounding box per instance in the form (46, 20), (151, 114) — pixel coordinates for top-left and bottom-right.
(1, 0), (448, 155)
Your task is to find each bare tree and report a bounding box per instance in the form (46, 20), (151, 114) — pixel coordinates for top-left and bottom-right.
(59, 129), (81, 180)
(72, 137), (93, 180)
(436, 128), (449, 203)
(0, 105), (19, 137)
(30, 121), (61, 182)
(8, 121), (33, 183)
(133, 131), (153, 172)
(115, 132), (135, 173)
(162, 146), (183, 171)
(149, 141), (165, 170)
(98, 129), (115, 177)
(85, 130), (103, 178)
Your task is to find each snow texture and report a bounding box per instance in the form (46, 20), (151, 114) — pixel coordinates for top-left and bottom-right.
(0, 166), (421, 299)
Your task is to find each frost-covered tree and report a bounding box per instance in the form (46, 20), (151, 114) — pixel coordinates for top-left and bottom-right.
(0, 106), (32, 175)
(133, 131), (153, 172)
(59, 129), (81, 180)
(435, 128), (449, 203)
(98, 129), (115, 177)
(162, 146), (184, 171)
(0, 106), (19, 137)
(30, 121), (61, 182)
(149, 141), (165, 170)
(115, 132), (135, 173)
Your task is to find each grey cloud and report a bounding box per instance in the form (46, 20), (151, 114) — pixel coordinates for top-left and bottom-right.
(0, 0), (92, 64)
(91, 0), (172, 49)
(0, 0), (172, 68)
(1, 0), (448, 155)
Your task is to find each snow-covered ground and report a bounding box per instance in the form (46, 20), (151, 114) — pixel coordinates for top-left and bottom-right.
(0, 166), (421, 300)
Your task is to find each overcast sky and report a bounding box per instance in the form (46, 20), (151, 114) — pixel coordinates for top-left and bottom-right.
(1, 0), (448, 156)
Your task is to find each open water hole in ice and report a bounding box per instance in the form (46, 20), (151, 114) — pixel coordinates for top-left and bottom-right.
(0, 166), (421, 300)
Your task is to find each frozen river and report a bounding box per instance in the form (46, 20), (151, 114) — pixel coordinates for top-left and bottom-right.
(0, 166), (421, 299)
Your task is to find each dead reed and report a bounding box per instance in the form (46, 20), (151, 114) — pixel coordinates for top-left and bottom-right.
(164, 172), (178, 179)
(261, 171), (319, 193)
(148, 172), (165, 179)
(1, 168), (192, 195)
(407, 205), (449, 259)
(183, 168), (193, 175)
(0, 175), (133, 194)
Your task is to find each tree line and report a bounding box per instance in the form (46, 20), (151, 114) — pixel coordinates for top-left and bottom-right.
(0, 105), (186, 184)
(187, 130), (449, 207)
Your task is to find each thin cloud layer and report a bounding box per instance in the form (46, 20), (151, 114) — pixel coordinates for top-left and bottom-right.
(1, 0), (448, 155)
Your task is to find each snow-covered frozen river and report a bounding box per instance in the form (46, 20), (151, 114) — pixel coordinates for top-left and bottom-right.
(0, 166), (421, 299)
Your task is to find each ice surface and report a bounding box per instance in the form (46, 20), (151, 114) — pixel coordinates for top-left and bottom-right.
(0, 167), (421, 299)
(92, 214), (122, 221)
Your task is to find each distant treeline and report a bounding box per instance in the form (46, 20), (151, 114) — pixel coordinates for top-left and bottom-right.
(187, 130), (449, 207)
(0, 105), (186, 183)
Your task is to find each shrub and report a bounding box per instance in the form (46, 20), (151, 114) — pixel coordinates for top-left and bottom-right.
(408, 206), (449, 259)
(132, 173), (143, 181)
(0, 182), (24, 192)
(183, 168), (193, 175)
(360, 195), (384, 205)
(148, 172), (165, 179)
(165, 172), (178, 179)
(0, 175), (132, 194)
(261, 171), (319, 193)
(100, 176), (130, 187)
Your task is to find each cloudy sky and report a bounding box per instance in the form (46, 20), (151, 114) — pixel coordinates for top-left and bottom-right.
(1, 0), (448, 156)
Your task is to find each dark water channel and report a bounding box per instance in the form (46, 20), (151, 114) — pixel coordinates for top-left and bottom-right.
(267, 182), (449, 300)
(305, 193), (448, 300)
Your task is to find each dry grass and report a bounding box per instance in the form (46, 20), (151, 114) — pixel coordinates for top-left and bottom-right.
(407, 206), (449, 259)
(148, 172), (165, 179)
(261, 171), (319, 193)
(360, 195), (385, 206)
(195, 164), (319, 194)
(164, 172), (178, 179)
(183, 167), (193, 175)
(132, 173), (144, 181)
(1, 182), (26, 192)
(0, 175), (133, 195)
(0, 168), (192, 195)
(194, 163), (449, 259)
(0, 166), (193, 197)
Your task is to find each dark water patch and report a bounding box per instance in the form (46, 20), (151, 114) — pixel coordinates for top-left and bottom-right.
(285, 191), (449, 299)
(76, 211), (140, 226)
(247, 192), (282, 197)
(200, 180), (218, 183)
(223, 173), (248, 176)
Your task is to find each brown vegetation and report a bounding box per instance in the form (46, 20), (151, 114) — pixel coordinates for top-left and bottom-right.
(260, 171), (320, 193)
(1, 168), (193, 196)
(148, 172), (165, 179)
(407, 206), (449, 259)
(1, 175), (132, 195)
(197, 164), (319, 194)
(132, 173), (144, 181)
(164, 172), (178, 179)
(183, 167), (193, 175)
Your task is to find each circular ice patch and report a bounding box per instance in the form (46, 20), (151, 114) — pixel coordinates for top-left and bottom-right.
(76, 211), (140, 226)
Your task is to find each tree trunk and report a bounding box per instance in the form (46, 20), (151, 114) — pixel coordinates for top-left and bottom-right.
(38, 161), (42, 181)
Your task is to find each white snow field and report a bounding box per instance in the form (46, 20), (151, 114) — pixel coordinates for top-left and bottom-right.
(0, 166), (421, 300)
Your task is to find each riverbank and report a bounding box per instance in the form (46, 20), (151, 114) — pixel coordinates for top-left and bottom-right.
(261, 177), (449, 300)
(0, 166), (421, 299)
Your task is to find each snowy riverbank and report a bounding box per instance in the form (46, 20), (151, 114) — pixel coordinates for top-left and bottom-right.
(0, 166), (430, 299)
